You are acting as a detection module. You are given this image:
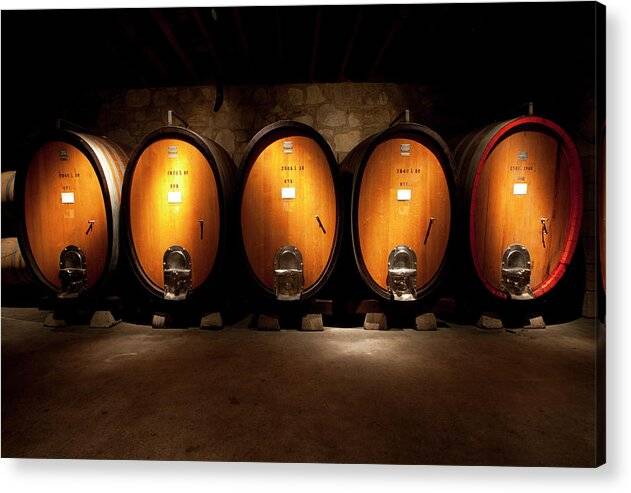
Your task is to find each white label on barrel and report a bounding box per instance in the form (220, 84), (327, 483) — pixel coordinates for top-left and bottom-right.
(60, 192), (75, 204)
(513, 183), (528, 195)
(281, 187), (296, 199)
(283, 141), (294, 154)
(168, 146), (178, 158)
(167, 191), (182, 203)
(397, 189), (412, 201)
(400, 144), (411, 156)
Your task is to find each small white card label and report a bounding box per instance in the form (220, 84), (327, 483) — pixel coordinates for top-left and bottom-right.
(513, 183), (528, 195)
(167, 191), (182, 203)
(397, 189), (412, 201)
(61, 192), (75, 204)
(283, 141), (294, 154)
(281, 187), (296, 199)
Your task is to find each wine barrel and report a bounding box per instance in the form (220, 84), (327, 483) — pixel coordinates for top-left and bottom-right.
(1, 237), (33, 286)
(597, 125), (606, 292)
(15, 130), (127, 297)
(121, 126), (237, 300)
(2, 171), (15, 204)
(341, 122), (454, 300)
(239, 121), (342, 301)
(455, 116), (583, 300)
(2, 171), (17, 236)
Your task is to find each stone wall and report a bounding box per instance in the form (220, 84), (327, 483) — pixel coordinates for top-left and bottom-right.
(96, 83), (439, 164)
(96, 82), (600, 318)
(573, 96), (600, 319)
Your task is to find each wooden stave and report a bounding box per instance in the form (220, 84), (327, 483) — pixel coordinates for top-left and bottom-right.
(238, 120), (343, 301)
(454, 116), (583, 301)
(341, 122), (455, 301)
(15, 130), (127, 295)
(121, 125), (238, 300)
(1, 237), (34, 286)
(2, 171), (15, 204)
(2, 171), (17, 237)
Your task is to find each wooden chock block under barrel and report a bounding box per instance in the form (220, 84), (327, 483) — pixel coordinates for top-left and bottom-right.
(200, 312), (223, 330)
(256, 314), (281, 331)
(89, 310), (120, 328)
(477, 313), (504, 330)
(525, 315), (546, 329)
(300, 313), (324, 331)
(415, 312), (437, 331)
(364, 312), (388, 330)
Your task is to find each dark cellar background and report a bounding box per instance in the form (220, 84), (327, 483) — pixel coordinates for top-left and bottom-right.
(1, 2), (604, 316)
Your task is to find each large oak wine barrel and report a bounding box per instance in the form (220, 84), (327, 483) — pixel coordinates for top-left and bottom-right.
(2, 171), (17, 236)
(15, 130), (127, 297)
(342, 122), (454, 301)
(121, 126), (237, 301)
(2, 171), (15, 204)
(597, 125), (606, 293)
(455, 116), (583, 301)
(239, 121), (342, 301)
(1, 237), (34, 286)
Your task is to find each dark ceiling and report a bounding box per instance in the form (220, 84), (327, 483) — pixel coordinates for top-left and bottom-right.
(1, 2), (603, 165)
(2, 3), (598, 88)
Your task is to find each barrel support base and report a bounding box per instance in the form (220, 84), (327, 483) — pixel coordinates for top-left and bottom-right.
(301, 313), (324, 331)
(253, 299), (332, 331)
(525, 315), (546, 329)
(364, 312), (388, 331)
(415, 312), (437, 331)
(477, 313), (504, 330)
(89, 310), (120, 328)
(151, 313), (169, 329)
(256, 314), (281, 331)
(200, 312), (223, 330)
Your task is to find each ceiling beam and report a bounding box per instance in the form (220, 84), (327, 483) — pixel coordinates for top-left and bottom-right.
(338, 8), (363, 81)
(368, 9), (407, 80)
(118, 15), (168, 82)
(151, 9), (198, 81)
(232, 8), (249, 60)
(191, 8), (224, 79)
(275, 7), (284, 79)
(309, 7), (322, 81)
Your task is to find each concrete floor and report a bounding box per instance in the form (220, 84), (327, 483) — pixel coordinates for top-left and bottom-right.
(1, 306), (598, 466)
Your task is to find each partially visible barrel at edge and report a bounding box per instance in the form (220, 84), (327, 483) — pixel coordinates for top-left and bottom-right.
(2, 237), (34, 286)
(2, 171), (17, 236)
(15, 130), (127, 296)
(597, 125), (606, 293)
